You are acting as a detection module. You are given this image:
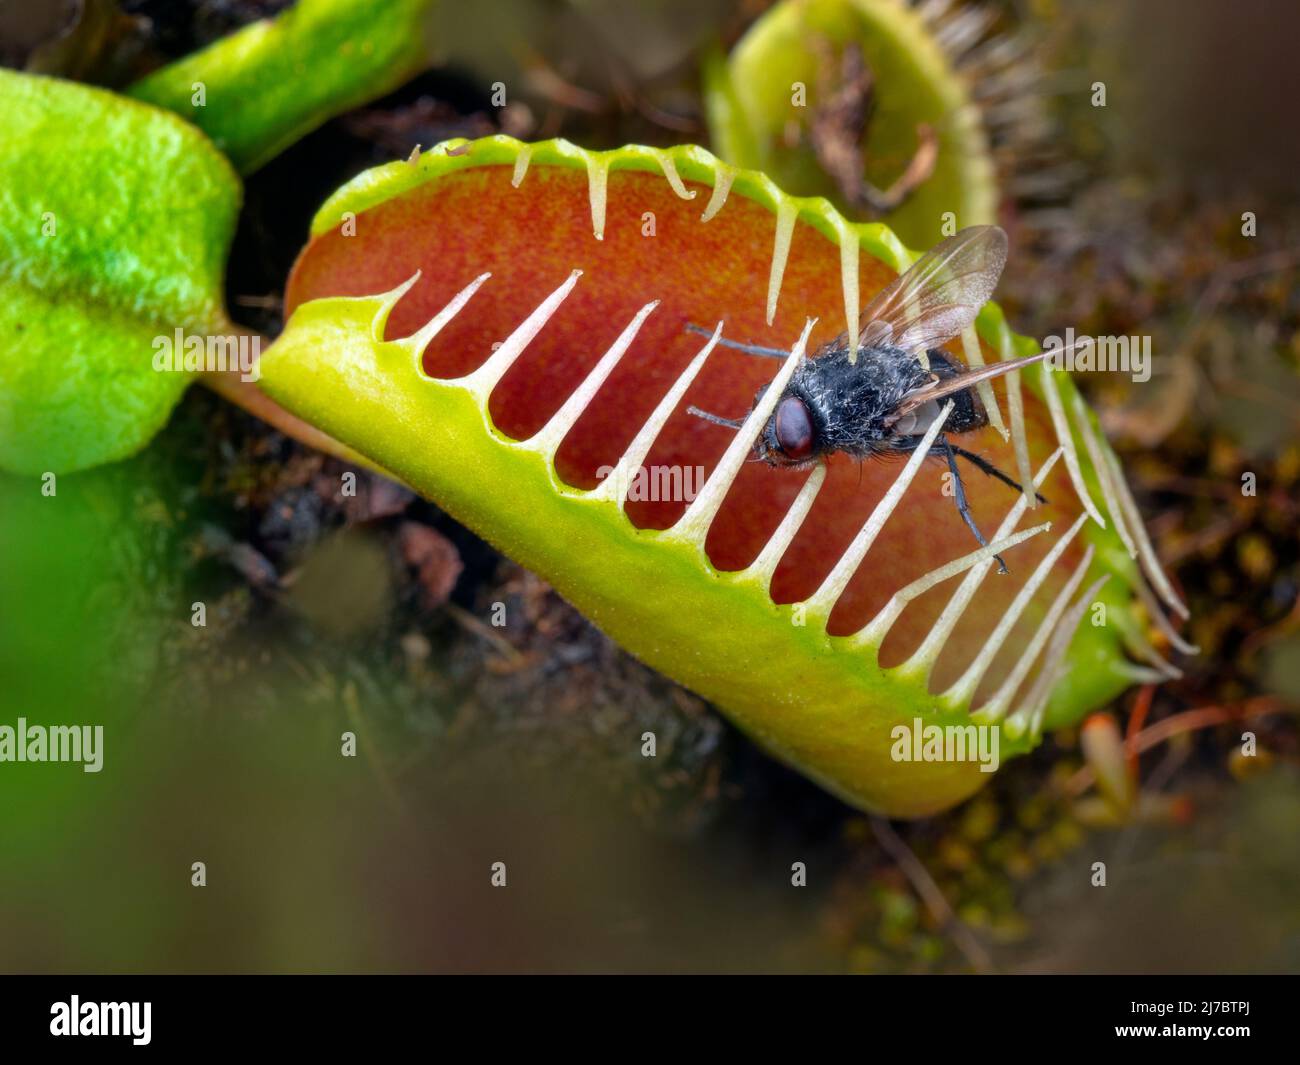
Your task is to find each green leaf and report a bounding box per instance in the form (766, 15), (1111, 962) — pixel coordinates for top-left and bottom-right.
(127, 0), (438, 175)
(0, 68), (240, 475)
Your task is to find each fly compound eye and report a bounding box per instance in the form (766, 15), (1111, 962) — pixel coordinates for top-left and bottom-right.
(774, 396), (814, 461)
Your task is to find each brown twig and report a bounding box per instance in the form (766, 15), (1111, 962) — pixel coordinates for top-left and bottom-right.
(869, 816), (995, 973)
(343, 681), (409, 817)
(809, 40), (938, 216)
(517, 47), (605, 114)
(862, 124), (939, 214)
(443, 601), (528, 667)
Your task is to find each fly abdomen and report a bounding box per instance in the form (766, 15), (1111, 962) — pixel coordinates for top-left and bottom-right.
(923, 349), (988, 435)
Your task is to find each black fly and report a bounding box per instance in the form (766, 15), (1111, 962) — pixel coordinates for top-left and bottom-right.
(687, 225), (1052, 573)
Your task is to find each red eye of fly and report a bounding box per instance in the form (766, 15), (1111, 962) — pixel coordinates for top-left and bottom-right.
(774, 396), (814, 460)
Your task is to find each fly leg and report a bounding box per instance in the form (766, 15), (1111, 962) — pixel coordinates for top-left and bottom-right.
(686, 406), (745, 429)
(685, 323), (790, 359)
(936, 434), (1008, 574)
(683, 323), (790, 427)
(950, 443), (1047, 504)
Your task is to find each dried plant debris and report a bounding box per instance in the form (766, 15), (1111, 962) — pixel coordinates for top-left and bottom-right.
(807, 39), (938, 215)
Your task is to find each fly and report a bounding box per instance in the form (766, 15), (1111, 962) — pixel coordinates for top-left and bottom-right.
(687, 225), (1058, 573)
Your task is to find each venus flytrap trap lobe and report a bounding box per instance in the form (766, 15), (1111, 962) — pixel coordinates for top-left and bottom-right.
(703, 0), (1000, 249)
(257, 136), (1189, 816)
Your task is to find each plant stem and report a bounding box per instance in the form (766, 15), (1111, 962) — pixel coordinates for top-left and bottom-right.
(200, 367), (404, 485)
(869, 816), (994, 974)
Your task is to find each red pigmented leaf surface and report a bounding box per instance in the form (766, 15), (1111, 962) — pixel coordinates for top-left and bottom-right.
(285, 164), (1085, 695)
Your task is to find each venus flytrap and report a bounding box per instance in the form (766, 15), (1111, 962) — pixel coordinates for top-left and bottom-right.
(0, 11), (1190, 816)
(254, 136), (1188, 815)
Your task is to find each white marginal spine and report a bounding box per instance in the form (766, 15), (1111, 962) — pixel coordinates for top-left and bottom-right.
(766, 200), (798, 326)
(941, 512), (1089, 709)
(897, 448), (1063, 682)
(650, 150), (698, 200)
(1003, 340), (1037, 510)
(1069, 389), (1138, 560)
(960, 325), (1007, 439)
(1132, 572), (1199, 656)
(839, 224), (859, 364)
(1039, 365), (1106, 528)
(458, 270), (582, 402)
(700, 166), (734, 222)
(511, 146), (532, 187)
(803, 402), (955, 619)
(973, 543), (1095, 724)
(530, 301), (660, 458)
(745, 462), (828, 590)
(1006, 575), (1110, 739)
(404, 272), (492, 356)
(590, 323), (724, 509)
(1099, 441), (1190, 620)
(854, 523), (1052, 649)
(668, 320), (816, 546)
(370, 271), (423, 339)
(586, 154), (610, 240)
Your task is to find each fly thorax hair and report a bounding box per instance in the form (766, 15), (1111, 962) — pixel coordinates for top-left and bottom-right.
(795, 344), (934, 457)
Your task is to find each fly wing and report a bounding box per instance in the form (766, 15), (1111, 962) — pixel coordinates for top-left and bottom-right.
(852, 225), (1008, 357)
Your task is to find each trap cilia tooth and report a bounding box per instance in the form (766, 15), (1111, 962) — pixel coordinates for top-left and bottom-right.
(257, 136), (1188, 817)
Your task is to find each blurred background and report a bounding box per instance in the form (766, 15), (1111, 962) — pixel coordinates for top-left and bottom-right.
(1, 0), (1297, 972)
